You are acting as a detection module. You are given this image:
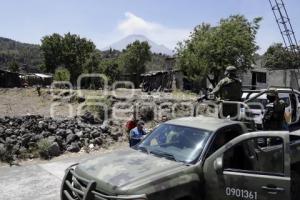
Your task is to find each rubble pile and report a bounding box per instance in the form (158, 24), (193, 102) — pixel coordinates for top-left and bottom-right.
(0, 114), (124, 163)
(0, 91), (198, 164)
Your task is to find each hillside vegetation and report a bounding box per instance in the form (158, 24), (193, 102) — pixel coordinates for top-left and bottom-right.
(0, 37), (43, 72)
(0, 36), (169, 75)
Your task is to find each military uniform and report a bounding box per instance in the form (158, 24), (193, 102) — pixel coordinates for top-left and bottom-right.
(263, 98), (286, 130)
(211, 76), (242, 101)
(211, 66), (242, 118)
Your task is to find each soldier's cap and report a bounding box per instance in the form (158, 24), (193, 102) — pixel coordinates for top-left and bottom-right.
(225, 66), (237, 72)
(266, 90), (278, 97)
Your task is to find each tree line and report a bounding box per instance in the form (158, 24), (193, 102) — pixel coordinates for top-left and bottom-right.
(41, 33), (151, 86)
(176, 14), (300, 87)
(2, 14), (297, 88)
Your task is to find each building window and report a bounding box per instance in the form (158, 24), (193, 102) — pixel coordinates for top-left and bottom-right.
(256, 72), (267, 83)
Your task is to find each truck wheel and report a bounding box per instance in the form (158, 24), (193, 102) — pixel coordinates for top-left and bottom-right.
(291, 170), (300, 200)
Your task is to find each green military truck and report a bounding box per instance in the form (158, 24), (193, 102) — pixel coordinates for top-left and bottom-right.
(61, 116), (300, 200)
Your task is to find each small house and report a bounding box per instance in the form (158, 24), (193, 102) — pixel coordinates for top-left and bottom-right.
(0, 69), (21, 88)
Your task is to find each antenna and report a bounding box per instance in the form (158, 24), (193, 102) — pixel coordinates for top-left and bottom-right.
(268, 0), (300, 88)
(269, 0), (299, 53)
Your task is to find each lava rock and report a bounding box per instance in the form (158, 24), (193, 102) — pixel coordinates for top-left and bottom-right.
(31, 135), (43, 142)
(91, 130), (100, 138)
(75, 131), (83, 138)
(0, 127), (4, 134)
(0, 143), (6, 157)
(41, 131), (51, 138)
(21, 134), (33, 147)
(110, 132), (122, 141)
(48, 142), (61, 157)
(67, 142), (80, 152)
(66, 133), (78, 144)
(94, 137), (103, 145)
(5, 129), (13, 136)
(81, 112), (95, 124)
(48, 124), (58, 132)
(56, 129), (66, 138)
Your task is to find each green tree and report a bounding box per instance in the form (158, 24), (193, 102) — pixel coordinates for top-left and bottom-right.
(99, 59), (121, 84)
(41, 33), (96, 84)
(62, 33), (96, 83)
(177, 15), (262, 86)
(9, 61), (20, 72)
(84, 51), (101, 73)
(119, 41), (151, 86)
(54, 67), (70, 81)
(264, 43), (299, 70)
(41, 33), (63, 73)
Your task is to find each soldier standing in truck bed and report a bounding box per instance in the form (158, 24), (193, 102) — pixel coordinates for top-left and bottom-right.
(263, 90), (287, 130)
(211, 66), (242, 119)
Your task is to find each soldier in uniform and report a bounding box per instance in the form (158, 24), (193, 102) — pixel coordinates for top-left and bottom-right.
(36, 85), (41, 96)
(211, 66), (242, 119)
(263, 90), (287, 130)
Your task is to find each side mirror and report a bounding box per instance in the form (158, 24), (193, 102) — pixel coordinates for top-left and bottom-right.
(214, 157), (223, 175)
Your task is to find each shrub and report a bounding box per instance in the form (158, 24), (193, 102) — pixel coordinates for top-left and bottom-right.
(37, 138), (52, 159)
(54, 67), (71, 82)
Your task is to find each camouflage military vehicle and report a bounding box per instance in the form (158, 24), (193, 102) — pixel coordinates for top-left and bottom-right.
(61, 115), (300, 200)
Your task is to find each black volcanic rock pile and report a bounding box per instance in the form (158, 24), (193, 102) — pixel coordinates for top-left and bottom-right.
(0, 115), (124, 163)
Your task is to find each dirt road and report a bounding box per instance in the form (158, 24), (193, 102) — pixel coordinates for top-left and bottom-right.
(0, 143), (127, 200)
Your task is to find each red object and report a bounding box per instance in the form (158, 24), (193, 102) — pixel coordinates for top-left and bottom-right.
(126, 120), (137, 131)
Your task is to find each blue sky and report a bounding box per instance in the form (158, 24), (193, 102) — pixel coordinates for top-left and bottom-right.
(0, 0), (299, 54)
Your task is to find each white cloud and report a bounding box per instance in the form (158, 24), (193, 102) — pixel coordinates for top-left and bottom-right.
(117, 12), (190, 49)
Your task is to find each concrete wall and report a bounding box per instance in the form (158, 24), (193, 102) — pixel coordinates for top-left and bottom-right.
(174, 71), (184, 90)
(240, 69), (300, 89)
(267, 69), (300, 88)
(240, 71), (252, 88)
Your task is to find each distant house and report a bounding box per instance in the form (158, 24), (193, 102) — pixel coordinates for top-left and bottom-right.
(240, 68), (268, 90)
(22, 73), (53, 86)
(0, 69), (21, 88)
(240, 58), (300, 89)
(141, 70), (183, 92)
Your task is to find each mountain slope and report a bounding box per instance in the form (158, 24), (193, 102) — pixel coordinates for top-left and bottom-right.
(0, 36), (170, 73)
(106, 34), (173, 55)
(0, 37), (43, 72)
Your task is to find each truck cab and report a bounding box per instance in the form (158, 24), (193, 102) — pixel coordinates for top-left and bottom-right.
(61, 116), (300, 200)
(204, 131), (300, 200)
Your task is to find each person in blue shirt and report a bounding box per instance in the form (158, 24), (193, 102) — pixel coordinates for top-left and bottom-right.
(129, 120), (146, 147)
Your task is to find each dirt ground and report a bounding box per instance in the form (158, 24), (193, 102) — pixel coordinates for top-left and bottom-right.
(0, 88), (73, 117)
(0, 141), (128, 167)
(0, 142), (130, 200)
(0, 88), (196, 117)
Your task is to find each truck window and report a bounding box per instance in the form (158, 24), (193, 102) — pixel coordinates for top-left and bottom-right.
(139, 124), (211, 163)
(279, 96), (290, 107)
(206, 125), (243, 158)
(223, 137), (284, 175)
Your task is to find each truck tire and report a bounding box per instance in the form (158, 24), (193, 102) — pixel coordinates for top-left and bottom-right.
(291, 170), (300, 200)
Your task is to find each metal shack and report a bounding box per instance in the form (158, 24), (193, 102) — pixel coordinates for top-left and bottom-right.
(22, 73), (53, 86)
(141, 70), (183, 92)
(0, 69), (21, 88)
